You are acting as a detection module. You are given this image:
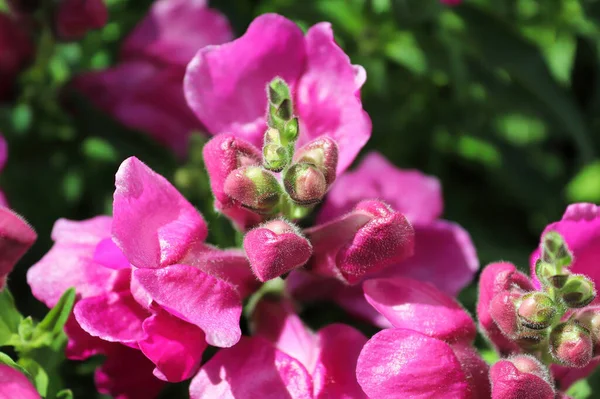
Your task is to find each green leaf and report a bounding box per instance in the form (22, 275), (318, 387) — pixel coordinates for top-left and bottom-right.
(0, 289), (22, 346)
(0, 352), (30, 377)
(457, 4), (594, 163)
(37, 288), (75, 337)
(567, 161), (600, 202)
(56, 389), (74, 399)
(567, 377), (593, 399)
(18, 358), (49, 397)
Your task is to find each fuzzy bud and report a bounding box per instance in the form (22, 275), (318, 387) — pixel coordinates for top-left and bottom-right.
(517, 292), (556, 330)
(243, 220), (312, 282)
(284, 163), (327, 205)
(224, 166), (281, 213)
(540, 231), (572, 268)
(294, 137), (339, 187)
(559, 275), (596, 308)
(573, 307), (600, 355)
(263, 142), (288, 172)
(490, 355), (555, 399)
(489, 290), (523, 339)
(550, 322), (593, 368)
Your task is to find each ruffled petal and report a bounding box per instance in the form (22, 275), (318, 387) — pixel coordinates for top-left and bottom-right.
(363, 277), (476, 343)
(139, 309), (207, 382)
(134, 264), (242, 347)
(295, 23), (371, 175)
(189, 337), (312, 399)
(356, 329), (470, 399)
(184, 13), (306, 145)
(112, 157), (207, 269)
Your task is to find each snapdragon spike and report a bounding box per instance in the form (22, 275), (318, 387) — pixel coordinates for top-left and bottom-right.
(243, 219), (312, 281)
(0, 207), (37, 290)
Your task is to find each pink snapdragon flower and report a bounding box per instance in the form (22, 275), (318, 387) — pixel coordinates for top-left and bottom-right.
(0, 206), (37, 290)
(185, 13), (371, 176)
(75, 0), (232, 155)
(0, 364), (40, 399)
(287, 152), (478, 326)
(0, 13), (33, 101)
(356, 277), (490, 398)
(28, 157), (259, 398)
(54, 0), (107, 40)
(190, 298), (368, 398)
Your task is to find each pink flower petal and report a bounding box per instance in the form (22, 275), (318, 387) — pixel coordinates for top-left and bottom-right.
(134, 264), (241, 347)
(0, 133), (7, 171)
(356, 329), (470, 399)
(376, 220), (479, 296)
(363, 277), (476, 342)
(244, 220), (313, 281)
(184, 13), (306, 145)
(27, 217), (119, 307)
(295, 23), (371, 175)
(75, 62), (200, 156)
(95, 344), (165, 399)
(477, 262), (533, 355)
(189, 337), (312, 399)
(451, 343), (491, 398)
(113, 157), (208, 269)
(139, 309), (207, 382)
(122, 0), (232, 66)
(312, 324), (368, 399)
(0, 364), (40, 399)
(64, 315), (113, 360)
(490, 358), (555, 399)
(74, 291), (150, 345)
(252, 299), (317, 371)
(317, 151), (443, 224)
(94, 238), (130, 270)
(551, 359), (600, 391)
(0, 207), (36, 289)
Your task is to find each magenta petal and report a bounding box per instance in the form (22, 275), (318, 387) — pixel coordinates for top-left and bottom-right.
(74, 291), (150, 345)
(134, 264), (242, 347)
(377, 220), (479, 296)
(0, 133), (7, 172)
(113, 157), (208, 269)
(27, 217), (119, 307)
(490, 358), (555, 399)
(0, 364), (40, 399)
(363, 277), (476, 343)
(64, 315), (113, 360)
(0, 207), (36, 289)
(122, 0), (232, 66)
(184, 13), (306, 145)
(452, 343), (491, 398)
(252, 299), (317, 371)
(94, 238), (130, 270)
(296, 23), (371, 175)
(313, 324), (368, 399)
(95, 344), (165, 399)
(244, 220), (313, 281)
(551, 359), (600, 391)
(139, 310), (207, 382)
(189, 337), (312, 399)
(317, 152), (443, 224)
(356, 329), (470, 399)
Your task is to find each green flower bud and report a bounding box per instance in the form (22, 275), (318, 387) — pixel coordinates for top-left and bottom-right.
(541, 231), (573, 269)
(224, 166), (281, 213)
(282, 117), (299, 143)
(268, 77), (291, 106)
(517, 292), (556, 330)
(559, 275), (596, 308)
(263, 143), (289, 172)
(284, 163), (327, 205)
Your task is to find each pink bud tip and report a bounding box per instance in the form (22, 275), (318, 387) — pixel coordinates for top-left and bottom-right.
(284, 163), (327, 205)
(489, 290), (522, 339)
(224, 166), (281, 213)
(244, 220), (312, 282)
(574, 306), (600, 356)
(294, 137), (339, 186)
(550, 322), (593, 368)
(0, 207), (37, 290)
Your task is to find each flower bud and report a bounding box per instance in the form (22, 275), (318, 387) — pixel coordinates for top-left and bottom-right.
(268, 77), (291, 107)
(224, 166), (281, 213)
(573, 307), (600, 355)
(284, 163), (327, 205)
(243, 219), (312, 282)
(489, 290), (524, 339)
(550, 322), (593, 368)
(559, 275), (596, 308)
(294, 137), (339, 187)
(262, 143), (288, 172)
(490, 356), (555, 399)
(517, 292), (556, 330)
(540, 231), (572, 268)
(282, 117), (299, 143)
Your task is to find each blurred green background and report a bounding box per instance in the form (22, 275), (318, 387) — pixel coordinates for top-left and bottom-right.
(2, 0), (600, 396)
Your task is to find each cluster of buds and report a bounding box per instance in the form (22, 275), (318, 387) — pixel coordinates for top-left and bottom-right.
(482, 231), (599, 369)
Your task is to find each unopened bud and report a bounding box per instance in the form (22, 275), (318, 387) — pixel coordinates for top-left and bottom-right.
(282, 117), (299, 143)
(541, 231), (572, 268)
(224, 166), (281, 213)
(517, 292), (556, 330)
(559, 275), (596, 308)
(489, 290), (523, 339)
(573, 307), (600, 356)
(284, 163), (327, 205)
(294, 137), (339, 186)
(490, 356), (555, 399)
(550, 322), (593, 368)
(263, 143), (288, 172)
(268, 77), (291, 106)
